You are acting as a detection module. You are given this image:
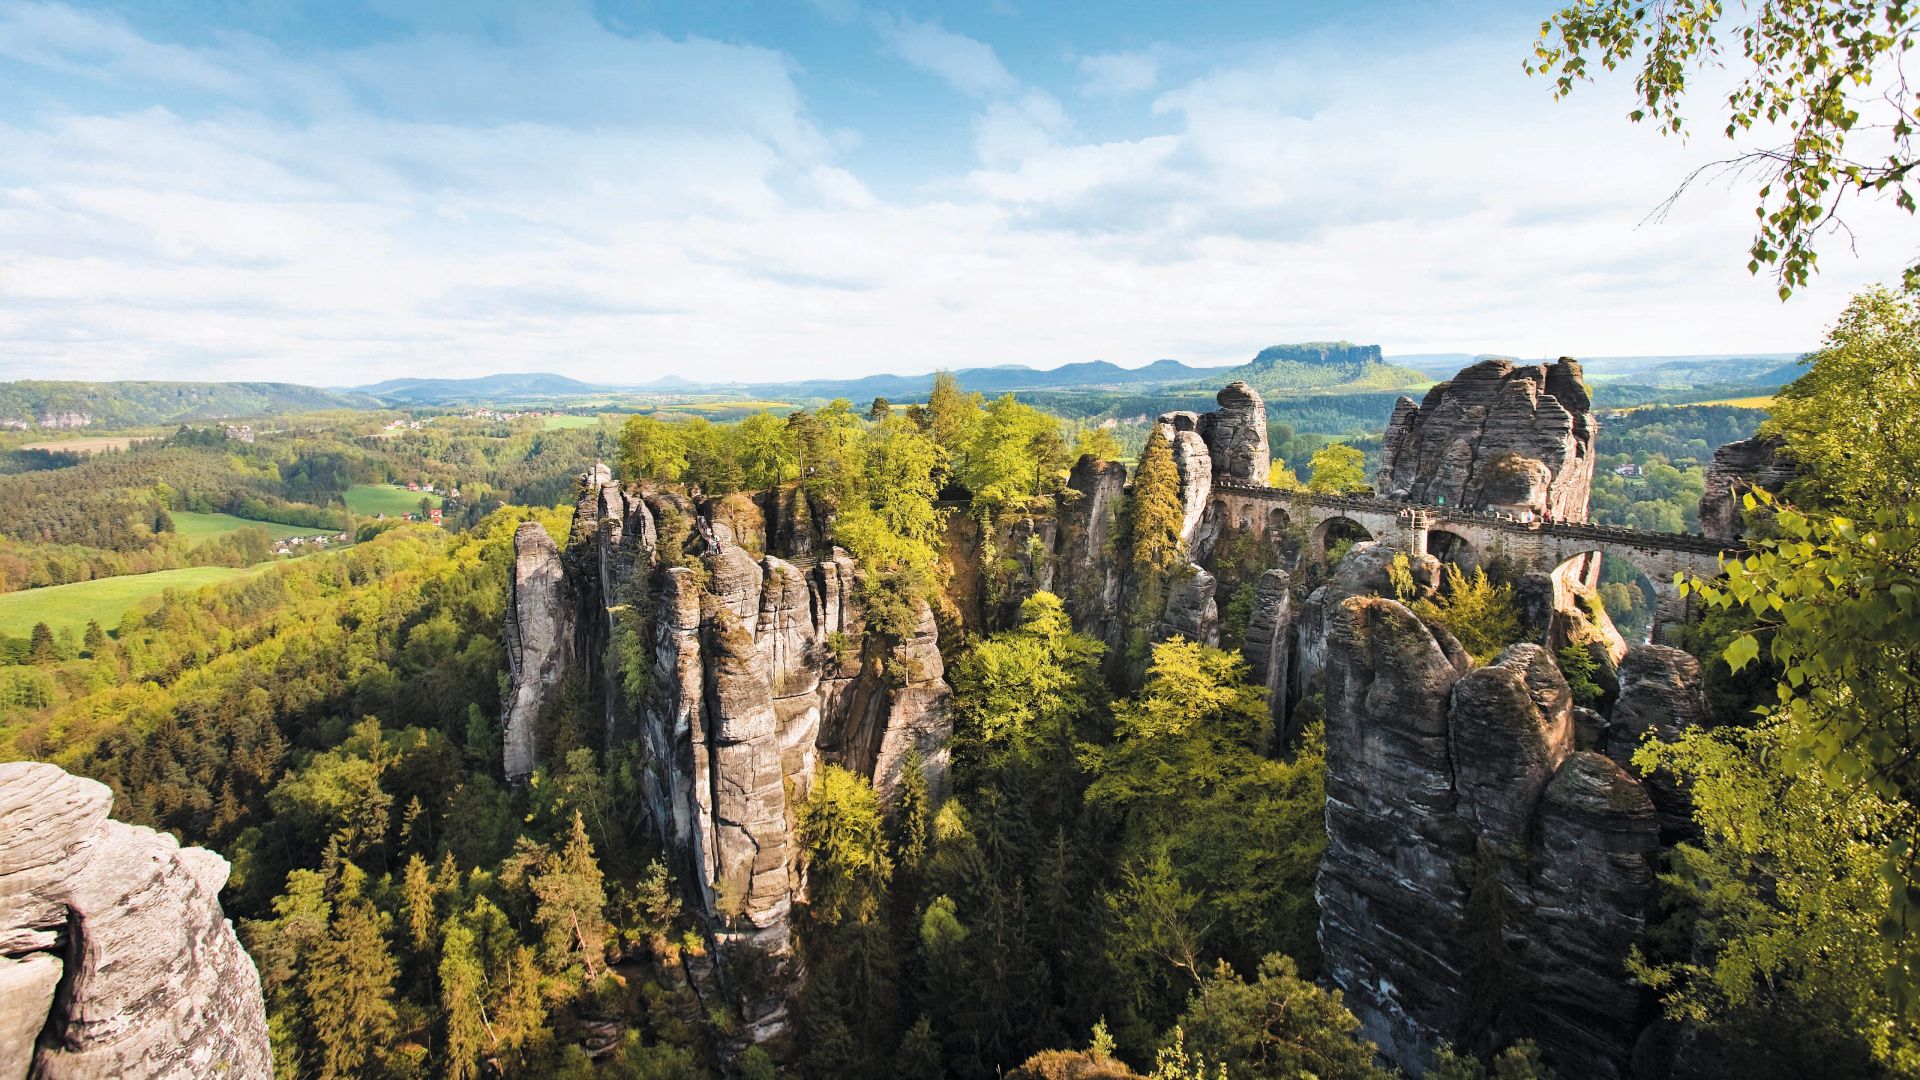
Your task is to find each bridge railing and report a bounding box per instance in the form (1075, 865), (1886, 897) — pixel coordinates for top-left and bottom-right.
(1209, 479), (1736, 555)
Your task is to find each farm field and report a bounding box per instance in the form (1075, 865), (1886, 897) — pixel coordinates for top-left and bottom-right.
(169, 511), (334, 542)
(541, 414), (601, 430)
(0, 566), (261, 637)
(652, 399), (792, 412)
(344, 483), (442, 516)
(1691, 394), (1776, 409)
(20, 436), (137, 454)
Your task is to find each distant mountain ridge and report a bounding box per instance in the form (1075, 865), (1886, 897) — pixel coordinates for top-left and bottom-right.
(0, 381), (381, 429)
(356, 373), (599, 402)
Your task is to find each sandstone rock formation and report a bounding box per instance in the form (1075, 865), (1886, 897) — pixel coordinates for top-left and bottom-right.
(1698, 433), (1795, 540)
(1605, 644), (1708, 841)
(1241, 569), (1293, 736)
(1152, 566), (1219, 646)
(1316, 576), (1670, 1078)
(0, 761), (271, 1079)
(503, 519), (576, 782)
(1376, 358), (1596, 521)
(1155, 380), (1271, 490)
(511, 467), (954, 1044)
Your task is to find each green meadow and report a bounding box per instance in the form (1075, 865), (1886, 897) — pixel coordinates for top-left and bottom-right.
(344, 484), (443, 516)
(169, 511), (333, 542)
(0, 566), (262, 637)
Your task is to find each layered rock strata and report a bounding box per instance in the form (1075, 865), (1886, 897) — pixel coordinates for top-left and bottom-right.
(509, 468), (953, 1043)
(1316, 579), (1679, 1077)
(1375, 358), (1596, 521)
(0, 761), (271, 1079)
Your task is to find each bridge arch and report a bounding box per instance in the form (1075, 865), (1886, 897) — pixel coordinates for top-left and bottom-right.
(1312, 515), (1374, 562)
(1423, 527), (1481, 572)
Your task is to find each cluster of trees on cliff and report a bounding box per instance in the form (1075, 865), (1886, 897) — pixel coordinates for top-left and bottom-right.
(0, 512), (721, 1077)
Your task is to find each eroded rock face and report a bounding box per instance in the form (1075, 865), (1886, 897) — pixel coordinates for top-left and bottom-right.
(1699, 434), (1796, 540)
(1316, 568), (1673, 1078)
(503, 521), (576, 783)
(1606, 645), (1708, 841)
(1242, 569), (1293, 738)
(1054, 458), (1128, 645)
(519, 466), (955, 1045)
(1202, 381), (1271, 484)
(1153, 566), (1219, 646)
(0, 761), (271, 1079)
(1376, 358), (1596, 521)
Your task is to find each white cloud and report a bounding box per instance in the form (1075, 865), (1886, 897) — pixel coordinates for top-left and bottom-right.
(1077, 50), (1158, 97)
(873, 14), (1017, 98)
(0, 5), (1909, 387)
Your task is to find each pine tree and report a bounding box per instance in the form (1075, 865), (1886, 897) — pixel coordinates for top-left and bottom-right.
(889, 750), (932, 879)
(1122, 428), (1188, 678)
(530, 811), (610, 975)
(1127, 429), (1186, 582)
(27, 622), (56, 665)
(81, 619), (106, 656)
(304, 865), (399, 1080)
(896, 1015), (945, 1078)
(401, 854), (436, 954)
(438, 918), (489, 1080)
(493, 944), (550, 1069)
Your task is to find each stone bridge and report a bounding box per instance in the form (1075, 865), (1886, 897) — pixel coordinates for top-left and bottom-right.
(1206, 481), (1735, 640)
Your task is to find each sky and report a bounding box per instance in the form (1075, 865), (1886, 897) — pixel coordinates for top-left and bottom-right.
(0, 0), (1912, 385)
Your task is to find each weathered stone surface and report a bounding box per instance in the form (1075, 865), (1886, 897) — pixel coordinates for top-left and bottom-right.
(0, 954), (62, 1079)
(531, 465), (956, 1046)
(0, 761), (272, 1079)
(1317, 574), (1691, 1078)
(1318, 595), (1473, 1069)
(1168, 430), (1212, 545)
(1699, 434), (1796, 540)
(1450, 644), (1573, 850)
(1530, 752), (1659, 1078)
(1376, 358), (1596, 521)
(1607, 644), (1708, 839)
(503, 520), (576, 783)
(1242, 569), (1293, 736)
(1200, 381), (1271, 484)
(703, 492), (768, 556)
(1153, 566), (1218, 646)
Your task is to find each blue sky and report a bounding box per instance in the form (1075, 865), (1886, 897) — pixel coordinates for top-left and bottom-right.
(0, 0), (1908, 384)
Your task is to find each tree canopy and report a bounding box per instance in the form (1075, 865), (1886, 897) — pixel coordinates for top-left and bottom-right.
(1528, 0), (1920, 295)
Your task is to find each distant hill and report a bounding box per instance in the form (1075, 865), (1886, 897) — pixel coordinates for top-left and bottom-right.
(0, 381), (381, 430)
(357, 372), (599, 403)
(731, 358), (1235, 401)
(1216, 342), (1430, 394)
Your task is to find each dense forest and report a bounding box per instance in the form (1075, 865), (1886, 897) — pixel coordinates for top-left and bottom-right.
(0, 313), (1897, 1080)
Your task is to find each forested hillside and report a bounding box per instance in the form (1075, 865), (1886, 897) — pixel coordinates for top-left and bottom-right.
(0, 381), (380, 428)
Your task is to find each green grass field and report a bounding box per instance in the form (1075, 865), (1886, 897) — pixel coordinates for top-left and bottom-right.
(344, 484), (443, 516)
(169, 511), (333, 542)
(0, 566), (263, 637)
(541, 414), (601, 430)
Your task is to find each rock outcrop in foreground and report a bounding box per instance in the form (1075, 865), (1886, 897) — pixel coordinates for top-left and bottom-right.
(1375, 358), (1596, 521)
(508, 470), (952, 1043)
(1316, 582), (1685, 1077)
(0, 761), (271, 1079)
(1698, 433), (1795, 540)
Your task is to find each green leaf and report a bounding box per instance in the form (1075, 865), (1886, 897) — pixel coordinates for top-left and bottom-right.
(1724, 633), (1761, 672)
